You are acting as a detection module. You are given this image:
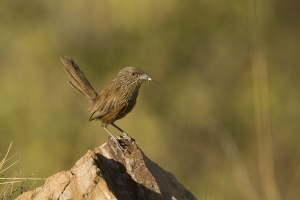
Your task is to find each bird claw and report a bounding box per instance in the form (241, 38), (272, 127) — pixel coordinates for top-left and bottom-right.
(116, 140), (127, 152)
(122, 132), (137, 143)
(116, 135), (137, 145)
(108, 136), (127, 152)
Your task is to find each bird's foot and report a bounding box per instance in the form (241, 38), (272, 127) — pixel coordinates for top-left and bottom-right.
(114, 139), (128, 152)
(116, 141), (127, 152)
(121, 132), (137, 144)
(108, 136), (127, 152)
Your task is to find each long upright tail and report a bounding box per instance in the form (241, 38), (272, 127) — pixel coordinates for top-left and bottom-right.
(60, 56), (98, 103)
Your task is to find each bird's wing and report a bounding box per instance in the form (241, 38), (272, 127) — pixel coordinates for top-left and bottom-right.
(89, 89), (120, 121)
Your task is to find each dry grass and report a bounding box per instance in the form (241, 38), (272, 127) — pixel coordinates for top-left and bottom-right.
(0, 142), (44, 200)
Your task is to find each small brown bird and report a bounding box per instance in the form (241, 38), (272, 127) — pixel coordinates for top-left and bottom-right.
(61, 56), (153, 151)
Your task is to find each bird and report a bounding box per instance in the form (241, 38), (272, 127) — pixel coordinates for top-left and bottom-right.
(60, 56), (154, 152)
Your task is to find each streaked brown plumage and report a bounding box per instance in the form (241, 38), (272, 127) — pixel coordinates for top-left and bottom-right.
(60, 56), (152, 151)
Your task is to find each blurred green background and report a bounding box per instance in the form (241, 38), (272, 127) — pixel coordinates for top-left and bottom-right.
(1, 0), (300, 199)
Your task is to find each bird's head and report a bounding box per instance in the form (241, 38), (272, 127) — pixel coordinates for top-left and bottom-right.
(116, 67), (152, 85)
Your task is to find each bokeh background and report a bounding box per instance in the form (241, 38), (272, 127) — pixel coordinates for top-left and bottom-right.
(1, 0), (300, 199)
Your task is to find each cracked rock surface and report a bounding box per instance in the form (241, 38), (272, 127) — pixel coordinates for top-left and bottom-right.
(16, 139), (196, 200)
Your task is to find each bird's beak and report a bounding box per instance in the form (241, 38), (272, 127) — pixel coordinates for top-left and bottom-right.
(139, 74), (152, 84)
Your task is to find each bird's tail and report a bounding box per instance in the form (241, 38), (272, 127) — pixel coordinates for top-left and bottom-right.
(61, 56), (98, 103)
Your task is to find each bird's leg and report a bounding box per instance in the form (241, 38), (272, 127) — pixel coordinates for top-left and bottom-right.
(104, 126), (127, 152)
(111, 122), (135, 142)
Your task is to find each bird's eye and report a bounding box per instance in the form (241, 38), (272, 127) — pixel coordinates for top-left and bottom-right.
(131, 72), (138, 76)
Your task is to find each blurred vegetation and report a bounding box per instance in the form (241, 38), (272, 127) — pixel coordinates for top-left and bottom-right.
(0, 142), (41, 199)
(1, 0), (300, 199)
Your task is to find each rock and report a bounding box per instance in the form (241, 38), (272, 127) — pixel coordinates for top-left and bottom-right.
(16, 138), (196, 200)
